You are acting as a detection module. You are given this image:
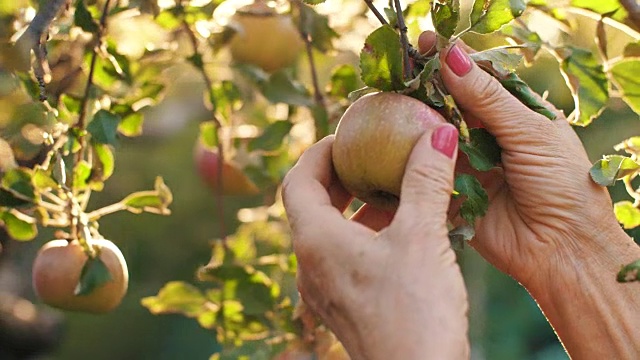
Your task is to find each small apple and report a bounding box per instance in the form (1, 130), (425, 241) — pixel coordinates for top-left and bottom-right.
(228, 2), (304, 73)
(32, 239), (128, 314)
(193, 143), (260, 196)
(332, 92), (447, 210)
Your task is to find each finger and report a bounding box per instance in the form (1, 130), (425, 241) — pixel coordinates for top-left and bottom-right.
(417, 31), (476, 56)
(439, 43), (560, 152)
(350, 203), (394, 232)
(283, 137), (372, 257)
(393, 124), (459, 232)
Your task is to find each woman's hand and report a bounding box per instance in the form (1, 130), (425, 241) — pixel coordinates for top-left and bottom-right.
(282, 126), (469, 360)
(419, 32), (640, 358)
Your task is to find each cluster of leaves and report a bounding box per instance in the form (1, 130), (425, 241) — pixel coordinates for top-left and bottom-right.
(0, 0), (174, 303)
(2, 0), (640, 357)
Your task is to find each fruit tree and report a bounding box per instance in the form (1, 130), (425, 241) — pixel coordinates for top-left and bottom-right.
(0, 0), (639, 358)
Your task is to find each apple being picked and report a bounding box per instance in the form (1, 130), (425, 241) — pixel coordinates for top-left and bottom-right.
(228, 1), (304, 73)
(32, 239), (129, 314)
(332, 92), (447, 211)
(194, 143), (260, 196)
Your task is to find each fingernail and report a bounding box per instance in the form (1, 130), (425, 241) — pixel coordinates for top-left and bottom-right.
(431, 125), (459, 159)
(446, 44), (472, 77)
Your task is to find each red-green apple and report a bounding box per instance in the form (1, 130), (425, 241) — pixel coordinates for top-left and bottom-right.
(32, 239), (128, 314)
(194, 143), (260, 196)
(332, 92), (447, 210)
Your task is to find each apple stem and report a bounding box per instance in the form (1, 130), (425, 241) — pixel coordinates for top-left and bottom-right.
(181, 17), (229, 249)
(393, 0), (412, 80)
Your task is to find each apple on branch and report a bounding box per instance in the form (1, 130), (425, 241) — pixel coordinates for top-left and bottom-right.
(193, 142), (260, 196)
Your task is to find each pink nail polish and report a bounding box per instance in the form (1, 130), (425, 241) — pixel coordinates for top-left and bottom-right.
(446, 44), (472, 77)
(431, 125), (459, 159)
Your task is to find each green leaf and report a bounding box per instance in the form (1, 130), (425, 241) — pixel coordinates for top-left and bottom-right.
(74, 0), (99, 34)
(199, 121), (219, 149)
(234, 270), (275, 316)
(469, 0), (525, 34)
(469, 47), (523, 77)
(74, 256), (113, 296)
(501, 25), (542, 64)
(499, 73), (557, 120)
(261, 72), (313, 106)
(610, 59), (640, 114)
(0, 189), (30, 208)
(302, 0), (326, 5)
(589, 155), (640, 186)
(118, 113), (144, 137)
(92, 143), (115, 182)
(617, 259), (640, 283)
(570, 0), (627, 22)
(248, 121), (293, 152)
(1, 168), (35, 201)
(459, 128), (502, 171)
(0, 211), (37, 241)
(32, 168), (58, 190)
(296, 4), (338, 52)
(210, 80), (243, 122)
(454, 174), (489, 225)
(432, 0), (460, 39)
(560, 47), (608, 126)
(328, 64), (359, 98)
(614, 201), (640, 229)
(141, 281), (209, 317)
(360, 25), (405, 92)
(120, 177), (173, 214)
(73, 160), (92, 190)
(623, 41), (640, 58)
(87, 110), (121, 146)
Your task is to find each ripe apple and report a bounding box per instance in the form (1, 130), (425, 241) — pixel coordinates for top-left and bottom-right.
(228, 2), (304, 73)
(193, 143), (260, 196)
(32, 239), (128, 314)
(332, 92), (447, 210)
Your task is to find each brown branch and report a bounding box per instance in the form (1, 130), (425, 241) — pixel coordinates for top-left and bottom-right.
(182, 21), (228, 247)
(619, 0), (640, 31)
(393, 0), (411, 80)
(295, 1), (328, 141)
(364, 0), (388, 25)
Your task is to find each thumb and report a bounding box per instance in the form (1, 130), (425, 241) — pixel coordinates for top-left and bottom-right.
(394, 124), (459, 229)
(439, 43), (558, 151)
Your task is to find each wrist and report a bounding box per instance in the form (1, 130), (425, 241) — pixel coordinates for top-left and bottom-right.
(525, 225), (640, 358)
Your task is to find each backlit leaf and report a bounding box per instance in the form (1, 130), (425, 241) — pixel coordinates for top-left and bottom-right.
(610, 59), (640, 114)
(560, 47), (608, 126)
(141, 281), (209, 317)
(199, 121), (219, 149)
(328, 64), (359, 98)
(614, 201), (640, 229)
(589, 155), (640, 186)
(118, 113), (143, 137)
(0, 210), (37, 241)
(432, 0), (460, 39)
(360, 25), (405, 92)
(469, 0), (525, 34)
(1, 168), (35, 201)
(261, 72), (313, 106)
(296, 3), (338, 52)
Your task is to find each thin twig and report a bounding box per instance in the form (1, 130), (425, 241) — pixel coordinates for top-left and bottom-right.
(364, 0), (389, 25)
(182, 20), (228, 247)
(296, 1), (328, 141)
(86, 202), (127, 222)
(393, 0), (411, 80)
(619, 0), (640, 31)
(564, 7), (640, 40)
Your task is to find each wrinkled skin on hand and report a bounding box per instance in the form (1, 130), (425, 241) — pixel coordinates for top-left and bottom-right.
(283, 126), (469, 360)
